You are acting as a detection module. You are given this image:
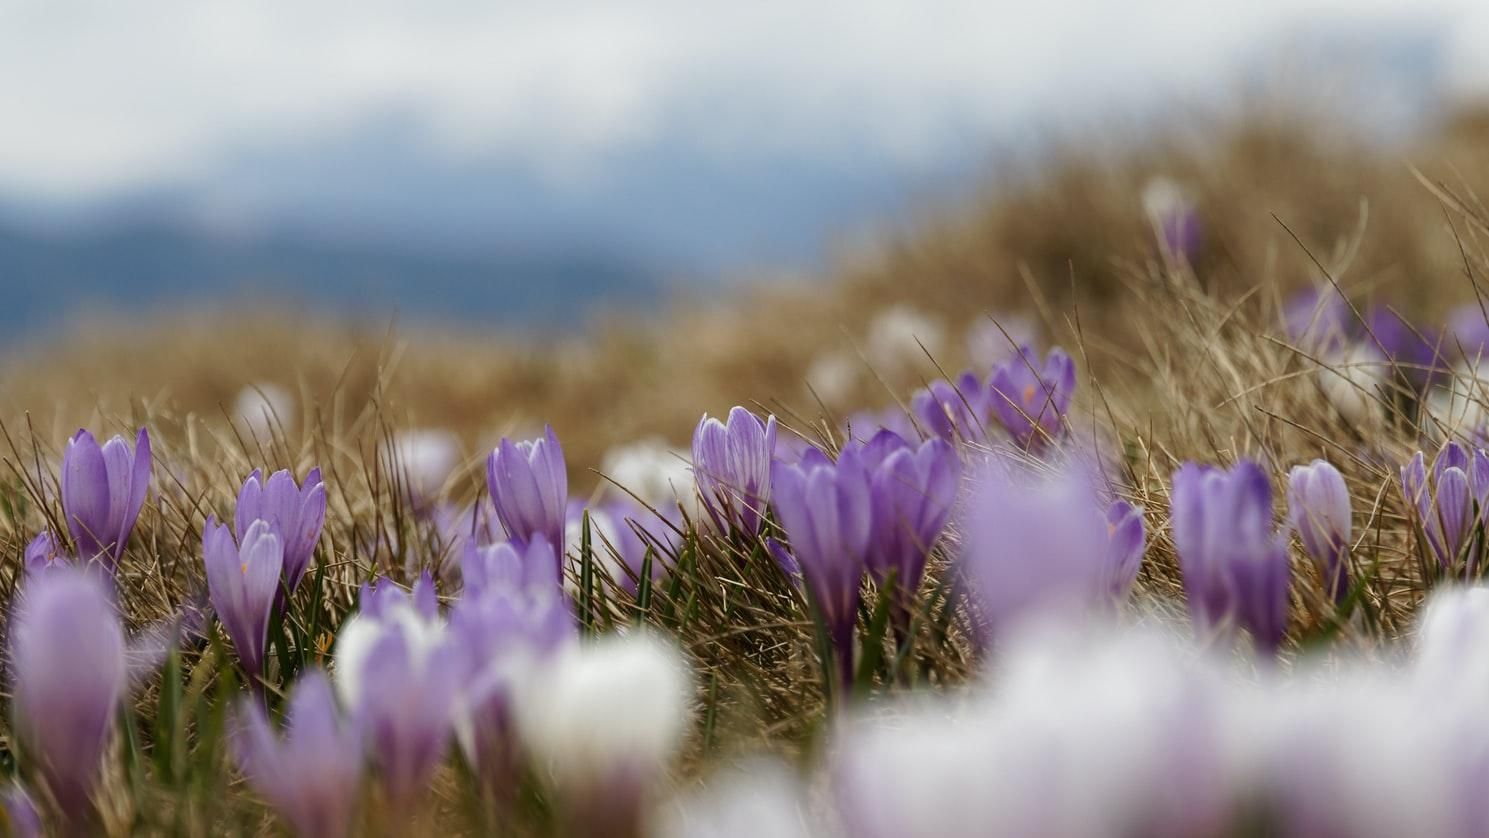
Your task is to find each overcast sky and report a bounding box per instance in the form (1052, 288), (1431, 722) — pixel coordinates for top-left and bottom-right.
(1, 2), (1482, 196)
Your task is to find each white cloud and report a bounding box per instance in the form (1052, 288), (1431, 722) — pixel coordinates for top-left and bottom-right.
(0, 0), (1483, 199)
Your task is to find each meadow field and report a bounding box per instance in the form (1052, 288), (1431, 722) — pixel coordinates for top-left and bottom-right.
(8, 108), (1489, 835)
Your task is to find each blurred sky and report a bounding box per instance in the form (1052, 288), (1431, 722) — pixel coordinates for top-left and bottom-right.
(0, 1), (1486, 330)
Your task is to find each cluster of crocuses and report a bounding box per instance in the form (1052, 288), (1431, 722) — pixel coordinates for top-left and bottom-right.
(669, 586), (1489, 838)
(692, 406), (964, 695)
(900, 344), (1076, 451)
(7, 424), (695, 836)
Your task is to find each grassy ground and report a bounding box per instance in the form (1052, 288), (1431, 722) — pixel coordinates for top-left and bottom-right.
(5, 106), (1489, 833)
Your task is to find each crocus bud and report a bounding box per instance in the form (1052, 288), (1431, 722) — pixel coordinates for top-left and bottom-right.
(487, 426), (568, 565)
(23, 530), (70, 577)
(233, 670), (362, 838)
(334, 590), (459, 813)
(854, 430), (960, 618)
(235, 468), (327, 600)
(1171, 461), (1291, 657)
(1287, 460), (1352, 603)
(10, 569), (126, 817)
(1401, 443), (1489, 575)
(204, 517), (285, 679)
(516, 632), (692, 838)
(768, 446), (872, 694)
(1104, 500), (1147, 602)
(692, 407), (776, 537)
(988, 346), (1075, 451)
(60, 427), (151, 570)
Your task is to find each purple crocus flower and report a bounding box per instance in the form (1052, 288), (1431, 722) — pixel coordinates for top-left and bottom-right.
(359, 572), (439, 622)
(852, 430), (960, 613)
(10, 569), (126, 817)
(909, 372), (987, 443)
(768, 446), (871, 694)
(487, 426), (568, 565)
(22, 530), (71, 577)
(235, 467), (327, 599)
(1104, 500), (1147, 602)
(204, 517), (284, 679)
(961, 464), (1111, 642)
(334, 589), (460, 813)
(692, 407), (777, 537)
(59, 426), (151, 570)
(1171, 461), (1291, 657)
(1401, 443), (1489, 575)
(233, 670), (363, 838)
(988, 346), (1076, 450)
(451, 537), (575, 793)
(844, 406), (920, 446)
(1287, 460), (1353, 603)
(462, 535), (563, 600)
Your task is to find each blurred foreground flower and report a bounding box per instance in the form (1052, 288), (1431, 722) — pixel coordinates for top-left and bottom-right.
(1287, 460), (1352, 603)
(10, 569), (126, 819)
(452, 536), (575, 795)
(517, 632), (691, 838)
(204, 518), (284, 680)
(961, 464), (1114, 642)
(692, 407), (776, 537)
(1, 786), (41, 838)
(233, 670), (362, 838)
(1171, 461), (1291, 656)
(487, 426), (568, 566)
(334, 581), (461, 813)
(60, 426), (151, 570)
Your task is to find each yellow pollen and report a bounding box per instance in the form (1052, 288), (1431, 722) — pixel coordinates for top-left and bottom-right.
(1022, 383), (1036, 405)
(240, 562), (248, 574)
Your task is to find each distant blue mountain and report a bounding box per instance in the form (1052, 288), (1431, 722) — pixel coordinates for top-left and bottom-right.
(0, 222), (664, 339)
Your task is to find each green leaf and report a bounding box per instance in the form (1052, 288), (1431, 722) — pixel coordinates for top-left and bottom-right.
(154, 648), (183, 784)
(579, 510), (594, 635)
(854, 571), (897, 697)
